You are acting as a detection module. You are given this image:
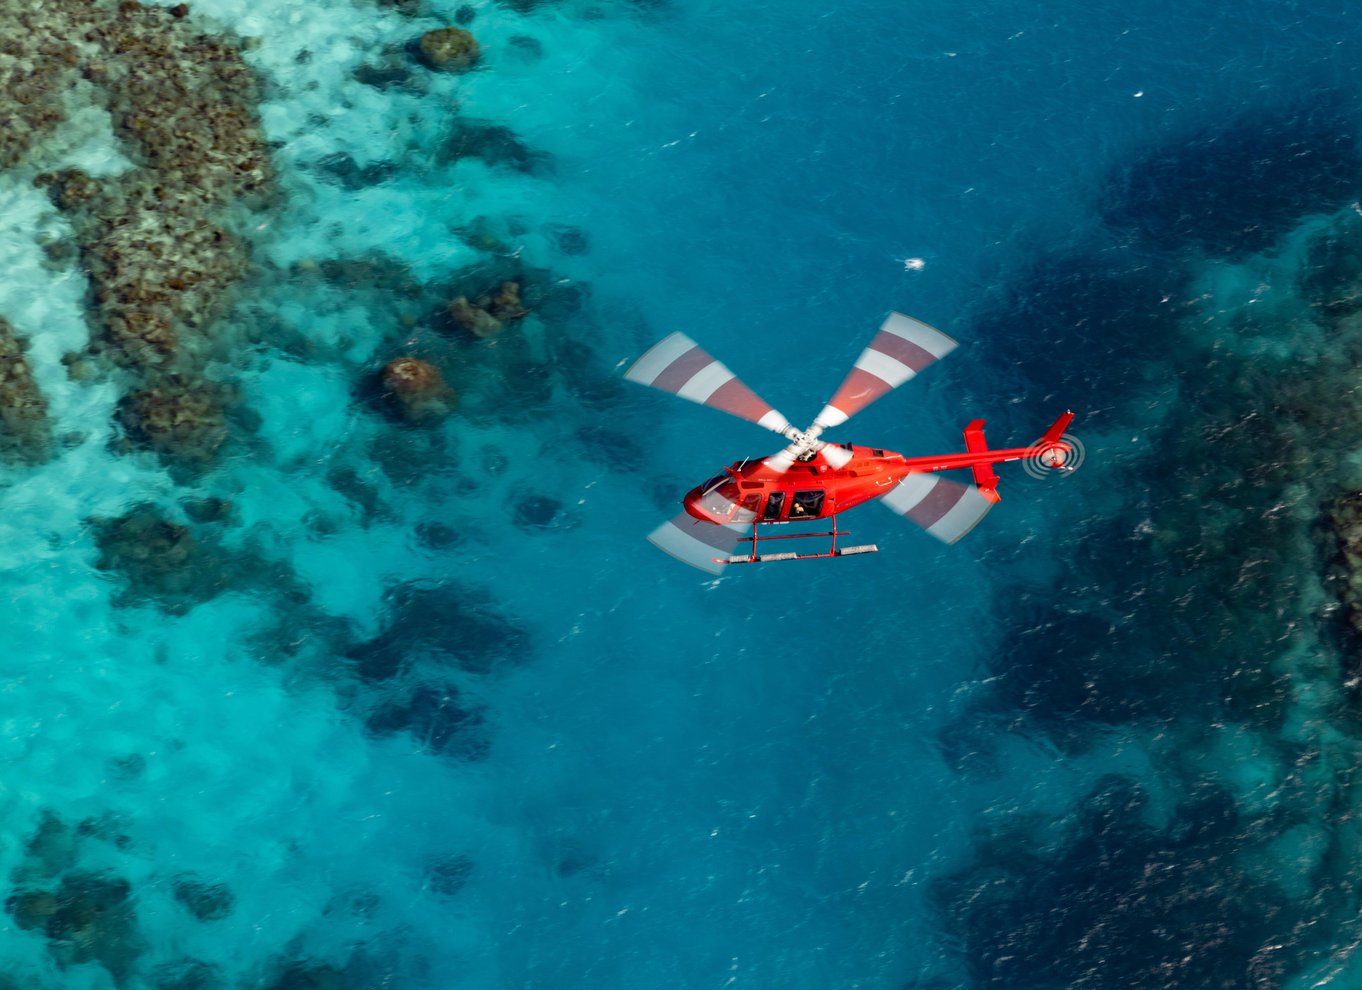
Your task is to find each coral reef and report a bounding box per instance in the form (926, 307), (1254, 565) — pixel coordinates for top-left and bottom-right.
(0, 315), (53, 464)
(11, 0), (277, 474)
(0, 21), (80, 169)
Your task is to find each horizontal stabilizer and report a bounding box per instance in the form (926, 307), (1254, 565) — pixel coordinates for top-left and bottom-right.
(963, 419), (1001, 503)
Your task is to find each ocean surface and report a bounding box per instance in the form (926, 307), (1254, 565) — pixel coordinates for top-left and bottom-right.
(2, 0), (1362, 987)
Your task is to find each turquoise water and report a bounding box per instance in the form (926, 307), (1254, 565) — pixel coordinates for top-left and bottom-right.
(2, 0), (1362, 987)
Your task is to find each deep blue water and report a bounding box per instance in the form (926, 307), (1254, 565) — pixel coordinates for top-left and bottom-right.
(3, 0), (1362, 987)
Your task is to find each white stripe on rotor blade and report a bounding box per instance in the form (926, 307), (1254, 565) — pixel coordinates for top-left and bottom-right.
(625, 332), (698, 385)
(883, 312), (957, 358)
(814, 405), (849, 429)
(757, 408), (792, 434)
(764, 448), (798, 472)
(819, 444), (853, 468)
(880, 473), (937, 515)
(648, 520), (743, 574)
(676, 360), (736, 404)
(855, 346), (916, 389)
(927, 487), (994, 544)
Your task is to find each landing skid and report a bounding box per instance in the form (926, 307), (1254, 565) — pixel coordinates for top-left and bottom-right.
(716, 514), (878, 565)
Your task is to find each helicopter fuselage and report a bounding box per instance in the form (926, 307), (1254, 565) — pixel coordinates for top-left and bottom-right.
(684, 444), (909, 525)
(682, 434), (1062, 527)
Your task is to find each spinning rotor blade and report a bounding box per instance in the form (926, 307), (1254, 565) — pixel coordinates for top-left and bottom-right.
(626, 333), (792, 436)
(881, 473), (994, 544)
(814, 313), (957, 429)
(648, 513), (748, 574)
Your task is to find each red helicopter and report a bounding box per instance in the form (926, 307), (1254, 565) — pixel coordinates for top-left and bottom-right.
(625, 312), (1077, 572)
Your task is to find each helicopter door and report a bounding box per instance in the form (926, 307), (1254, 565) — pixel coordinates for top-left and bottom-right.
(762, 491), (786, 521)
(789, 489), (825, 519)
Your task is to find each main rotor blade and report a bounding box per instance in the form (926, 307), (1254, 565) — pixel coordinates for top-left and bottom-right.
(648, 513), (747, 574)
(626, 332), (792, 436)
(814, 313), (957, 429)
(880, 473), (993, 544)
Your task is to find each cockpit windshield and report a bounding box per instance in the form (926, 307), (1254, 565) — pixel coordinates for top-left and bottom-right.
(694, 477), (754, 522)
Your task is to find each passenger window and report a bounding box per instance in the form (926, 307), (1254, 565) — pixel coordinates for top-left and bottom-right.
(790, 490), (825, 518)
(762, 491), (786, 521)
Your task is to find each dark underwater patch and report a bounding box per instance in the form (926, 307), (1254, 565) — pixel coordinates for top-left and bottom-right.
(931, 773), (1362, 990)
(1102, 98), (1362, 259)
(964, 246), (1187, 426)
(346, 580), (531, 681)
(365, 682), (489, 758)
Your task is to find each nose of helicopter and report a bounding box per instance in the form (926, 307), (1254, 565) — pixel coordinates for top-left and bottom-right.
(682, 486), (727, 524)
(682, 476), (753, 525)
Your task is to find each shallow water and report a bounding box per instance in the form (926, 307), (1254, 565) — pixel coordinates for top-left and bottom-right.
(2, 1), (1362, 988)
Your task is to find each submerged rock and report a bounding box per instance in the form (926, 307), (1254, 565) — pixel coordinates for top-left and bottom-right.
(415, 26), (479, 71)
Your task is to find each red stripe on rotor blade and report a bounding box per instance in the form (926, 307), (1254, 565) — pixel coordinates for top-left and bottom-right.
(827, 367), (891, 417)
(869, 330), (936, 372)
(904, 476), (969, 530)
(704, 377), (773, 423)
(651, 345), (714, 393)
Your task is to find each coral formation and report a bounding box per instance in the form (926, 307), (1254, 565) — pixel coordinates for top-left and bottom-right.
(91, 503), (227, 612)
(447, 280), (528, 338)
(378, 357), (457, 424)
(415, 26), (480, 72)
(114, 374), (235, 473)
(0, 315), (53, 464)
